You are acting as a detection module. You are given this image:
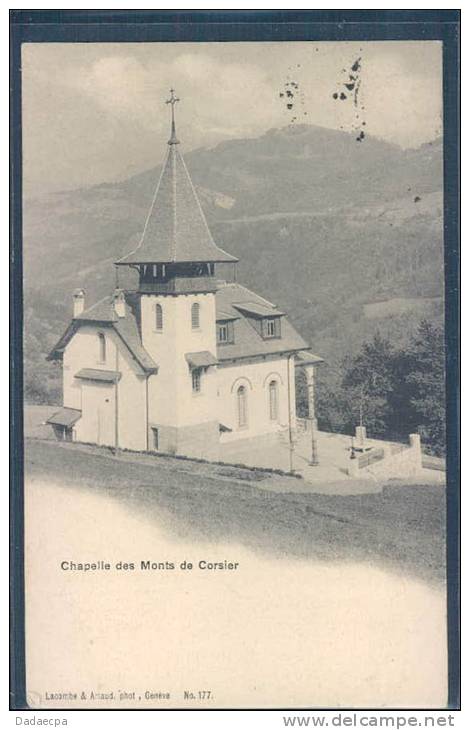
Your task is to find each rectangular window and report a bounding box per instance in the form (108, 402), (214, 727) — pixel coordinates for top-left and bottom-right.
(218, 323), (228, 343)
(152, 427), (159, 450)
(217, 321), (234, 345)
(264, 318), (280, 338)
(58, 426), (73, 442)
(192, 369), (201, 393)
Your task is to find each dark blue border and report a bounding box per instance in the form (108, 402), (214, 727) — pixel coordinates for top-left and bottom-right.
(441, 15), (460, 712)
(10, 9), (460, 712)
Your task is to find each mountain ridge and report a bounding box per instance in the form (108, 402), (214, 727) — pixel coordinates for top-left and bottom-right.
(22, 123), (444, 403)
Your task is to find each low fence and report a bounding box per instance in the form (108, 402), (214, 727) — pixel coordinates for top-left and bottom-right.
(389, 442), (408, 456)
(348, 434), (423, 479)
(422, 455), (446, 472)
(357, 447), (385, 469)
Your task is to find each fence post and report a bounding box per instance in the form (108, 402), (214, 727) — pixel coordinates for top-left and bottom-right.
(409, 433), (423, 470)
(305, 365), (319, 465)
(355, 426), (367, 448)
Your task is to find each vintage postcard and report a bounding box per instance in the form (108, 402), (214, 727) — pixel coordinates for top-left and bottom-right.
(10, 11), (460, 712)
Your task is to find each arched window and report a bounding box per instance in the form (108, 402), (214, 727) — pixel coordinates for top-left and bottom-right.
(98, 332), (106, 362)
(155, 303), (163, 331)
(191, 302), (200, 329)
(237, 385), (248, 428)
(269, 380), (279, 421)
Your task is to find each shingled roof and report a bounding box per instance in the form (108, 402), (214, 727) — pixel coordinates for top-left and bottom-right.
(215, 283), (309, 362)
(47, 294), (158, 374)
(48, 282), (317, 373)
(116, 142), (237, 266)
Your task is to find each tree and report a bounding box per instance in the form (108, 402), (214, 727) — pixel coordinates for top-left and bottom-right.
(402, 320), (446, 455)
(341, 333), (395, 437)
(301, 321), (447, 455)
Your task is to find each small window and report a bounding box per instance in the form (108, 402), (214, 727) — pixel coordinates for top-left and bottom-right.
(57, 425), (73, 442)
(155, 303), (163, 331)
(237, 385), (248, 428)
(152, 427), (159, 450)
(269, 380), (279, 421)
(191, 302), (200, 329)
(265, 319), (276, 338)
(192, 368), (201, 393)
(218, 323), (228, 343)
(217, 320), (234, 345)
(98, 332), (106, 362)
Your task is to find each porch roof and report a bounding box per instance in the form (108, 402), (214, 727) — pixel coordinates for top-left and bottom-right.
(185, 351), (218, 369)
(46, 407), (82, 428)
(75, 368), (122, 383)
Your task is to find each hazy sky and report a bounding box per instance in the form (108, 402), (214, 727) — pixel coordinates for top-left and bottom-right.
(22, 41), (442, 196)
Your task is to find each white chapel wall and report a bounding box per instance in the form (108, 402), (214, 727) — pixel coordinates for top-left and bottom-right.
(62, 325), (147, 450)
(217, 355), (297, 443)
(141, 292), (219, 430)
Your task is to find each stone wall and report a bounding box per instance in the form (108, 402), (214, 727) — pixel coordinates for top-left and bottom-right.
(148, 420), (220, 461)
(348, 434), (423, 480)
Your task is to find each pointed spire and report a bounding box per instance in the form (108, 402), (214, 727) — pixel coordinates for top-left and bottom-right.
(166, 88), (180, 145)
(115, 94), (238, 266)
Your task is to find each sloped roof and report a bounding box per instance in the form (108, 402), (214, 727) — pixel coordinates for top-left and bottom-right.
(185, 351), (218, 369)
(47, 284), (317, 371)
(75, 368), (122, 383)
(116, 143), (237, 265)
(46, 407), (82, 427)
(47, 294), (157, 374)
(75, 296), (118, 322)
(233, 301), (284, 318)
(215, 283), (309, 362)
(216, 308), (240, 322)
(47, 321), (79, 361)
(295, 351), (324, 366)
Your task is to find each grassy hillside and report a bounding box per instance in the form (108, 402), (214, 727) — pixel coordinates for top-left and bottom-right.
(22, 124), (444, 403)
(25, 439), (446, 585)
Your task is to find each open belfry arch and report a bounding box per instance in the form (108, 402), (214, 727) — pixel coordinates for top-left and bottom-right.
(47, 90), (323, 463)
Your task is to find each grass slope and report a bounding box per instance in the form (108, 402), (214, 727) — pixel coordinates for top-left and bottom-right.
(25, 439), (446, 585)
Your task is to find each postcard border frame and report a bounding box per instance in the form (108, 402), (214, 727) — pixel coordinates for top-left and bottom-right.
(9, 9), (460, 712)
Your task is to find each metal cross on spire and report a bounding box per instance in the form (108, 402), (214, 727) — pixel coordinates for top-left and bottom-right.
(166, 88), (180, 145)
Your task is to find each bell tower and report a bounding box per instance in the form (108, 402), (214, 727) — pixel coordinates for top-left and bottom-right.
(115, 90), (238, 459)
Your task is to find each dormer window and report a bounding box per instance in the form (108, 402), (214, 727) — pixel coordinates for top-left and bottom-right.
(217, 320), (235, 345)
(218, 323), (228, 343)
(266, 319), (276, 337)
(262, 317), (281, 339)
(232, 303), (282, 340)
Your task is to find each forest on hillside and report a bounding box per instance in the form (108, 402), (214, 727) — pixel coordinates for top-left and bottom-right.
(297, 320), (446, 456)
(22, 125), (446, 455)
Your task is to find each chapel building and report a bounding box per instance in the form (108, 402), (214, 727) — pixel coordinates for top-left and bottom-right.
(47, 93), (322, 461)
